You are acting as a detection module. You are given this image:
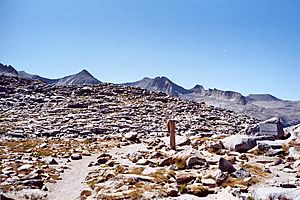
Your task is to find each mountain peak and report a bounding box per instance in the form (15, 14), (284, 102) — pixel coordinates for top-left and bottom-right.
(0, 63), (18, 76)
(153, 76), (170, 82)
(78, 69), (91, 75)
(190, 84), (206, 95)
(123, 76), (188, 96)
(247, 94), (281, 101)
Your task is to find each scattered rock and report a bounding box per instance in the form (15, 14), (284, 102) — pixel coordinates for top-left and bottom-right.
(222, 135), (257, 152)
(18, 164), (33, 171)
(231, 168), (251, 178)
(176, 173), (196, 184)
(158, 157), (173, 167)
(186, 156), (207, 169)
(71, 153), (82, 160)
(186, 184), (209, 197)
(219, 157), (236, 173)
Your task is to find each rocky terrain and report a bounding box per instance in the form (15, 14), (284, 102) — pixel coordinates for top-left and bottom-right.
(124, 76), (300, 126)
(0, 75), (300, 200)
(2, 63), (300, 126)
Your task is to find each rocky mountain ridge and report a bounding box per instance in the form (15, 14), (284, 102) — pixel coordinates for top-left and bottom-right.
(1, 63), (101, 85)
(1, 62), (300, 126)
(124, 76), (300, 126)
(1, 74), (300, 200)
(0, 63), (19, 76)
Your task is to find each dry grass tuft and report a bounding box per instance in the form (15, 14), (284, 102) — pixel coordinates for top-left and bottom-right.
(128, 189), (144, 199)
(174, 157), (187, 170)
(128, 167), (144, 175)
(281, 144), (289, 155)
(220, 163), (271, 188)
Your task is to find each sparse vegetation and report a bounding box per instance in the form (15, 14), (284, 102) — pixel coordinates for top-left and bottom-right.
(178, 184), (187, 193)
(128, 167), (144, 175)
(174, 157), (187, 170)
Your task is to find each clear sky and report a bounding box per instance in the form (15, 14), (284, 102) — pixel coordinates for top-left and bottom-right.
(0, 0), (299, 100)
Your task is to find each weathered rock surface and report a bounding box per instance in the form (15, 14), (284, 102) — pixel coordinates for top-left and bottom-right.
(1, 75), (299, 200)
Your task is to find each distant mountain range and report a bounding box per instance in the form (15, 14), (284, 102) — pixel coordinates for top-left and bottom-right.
(1, 63), (101, 85)
(123, 76), (300, 126)
(1, 62), (300, 126)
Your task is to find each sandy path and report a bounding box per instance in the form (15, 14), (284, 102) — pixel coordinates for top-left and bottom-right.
(47, 154), (98, 200)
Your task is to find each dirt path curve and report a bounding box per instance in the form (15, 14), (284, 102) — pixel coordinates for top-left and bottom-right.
(46, 143), (148, 200)
(46, 154), (98, 200)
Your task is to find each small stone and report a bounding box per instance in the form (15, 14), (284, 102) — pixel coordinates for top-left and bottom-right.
(80, 189), (92, 198)
(280, 183), (297, 188)
(128, 151), (143, 163)
(257, 143), (271, 152)
(44, 157), (58, 165)
(22, 179), (44, 189)
(39, 143), (48, 148)
(106, 160), (114, 167)
(124, 132), (137, 140)
(97, 158), (108, 164)
(158, 157), (173, 167)
(186, 156), (206, 169)
(167, 188), (178, 197)
(215, 171), (228, 186)
(231, 168), (251, 178)
(136, 159), (149, 165)
(71, 153), (82, 160)
(176, 173), (196, 184)
(82, 150), (91, 156)
(201, 178), (216, 187)
(282, 166), (297, 173)
(18, 164), (33, 171)
(186, 184), (209, 197)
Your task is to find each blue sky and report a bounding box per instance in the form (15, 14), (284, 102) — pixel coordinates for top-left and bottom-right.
(0, 0), (299, 100)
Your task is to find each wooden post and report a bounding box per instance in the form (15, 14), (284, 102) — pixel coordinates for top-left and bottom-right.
(167, 120), (176, 150)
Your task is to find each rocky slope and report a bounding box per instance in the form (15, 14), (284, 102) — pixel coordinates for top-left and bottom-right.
(2, 63), (300, 125)
(1, 75), (300, 200)
(124, 76), (300, 126)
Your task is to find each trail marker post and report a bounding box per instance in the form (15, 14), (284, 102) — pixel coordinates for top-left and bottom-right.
(167, 119), (176, 150)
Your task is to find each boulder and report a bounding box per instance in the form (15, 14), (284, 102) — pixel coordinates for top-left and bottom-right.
(186, 156), (207, 169)
(176, 173), (196, 184)
(219, 157), (236, 173)
(245, 117), (284, 138)
(222, 135), (257, 152)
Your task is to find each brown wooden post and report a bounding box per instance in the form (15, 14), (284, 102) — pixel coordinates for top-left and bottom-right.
(167, 120), (176, 150)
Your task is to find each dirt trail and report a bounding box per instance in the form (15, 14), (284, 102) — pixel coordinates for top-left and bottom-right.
(47, 154), (98, 200)
(46, 143), (148, 200)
